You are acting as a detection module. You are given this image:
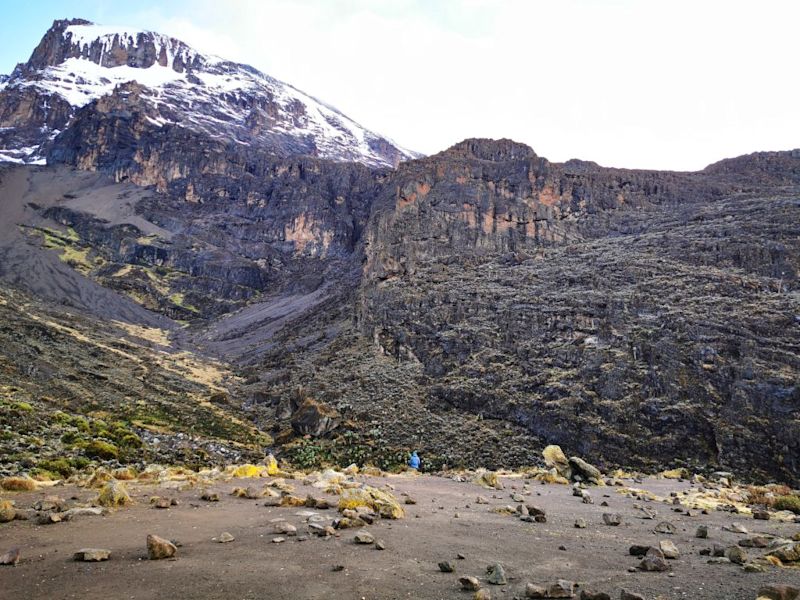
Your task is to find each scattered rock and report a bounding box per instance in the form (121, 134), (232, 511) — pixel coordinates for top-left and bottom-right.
(475, 590), (492, 600)
(37, 512), (62, 525)
(0, 547), (20, 566)
(217, 532), (235, 543)
(659, 540), (680, 559)
(638, 548), (669, 572)
(629, 545), (653, 557)
(574, 518), (587, 529)
(723, 522), (748, 534)
(375, 540), (386, 550)
(146, 534), (177, 560)
(460, 576), (481, 591)
(273, 522), (297, 536)
(757, 585), (800, 600)
(486, 563), (507, 585)
(620, 590), (646, 600)
(73, 548), (110, 562)
(404, 496), (417, 505)
(739, 536), (771, 548)
(62, 507), (105, 521)
(768, 542), (800, 563)
(753, 509), (771, 520)
(354, 530), (375, 545)
(653, 521), (675, 534)
(525, 580), (576, 598)
(695, 525), (709, 538)
(0, 501), (15, 523)
(200, 491), (219, 502)
(580, 591), (611, 600)
(602, 513), (621, 526)
(438, 561), (455, 573)
(152, 497), (172, 509)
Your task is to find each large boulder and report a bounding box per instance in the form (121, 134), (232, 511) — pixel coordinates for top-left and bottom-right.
(542, 445), (572, 479)
(291, 398), (340, 437)
(338, 485), (404, 519)
(568, 457), (603, 485)
(95, 482), (132, 508)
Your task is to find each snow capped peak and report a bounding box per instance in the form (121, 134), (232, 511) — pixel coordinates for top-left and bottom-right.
(0, 18), (419, 168)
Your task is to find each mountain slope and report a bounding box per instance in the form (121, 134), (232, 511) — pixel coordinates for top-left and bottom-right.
(0, 18), (418, 167)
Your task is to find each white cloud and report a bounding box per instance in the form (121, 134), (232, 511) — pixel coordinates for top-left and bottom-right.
(140, 0), (798, 169)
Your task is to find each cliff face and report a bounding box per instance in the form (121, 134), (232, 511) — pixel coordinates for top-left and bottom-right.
(354, 139), (800, 482)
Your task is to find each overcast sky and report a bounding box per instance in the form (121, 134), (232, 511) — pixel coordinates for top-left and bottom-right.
(2, 0), (798, 170)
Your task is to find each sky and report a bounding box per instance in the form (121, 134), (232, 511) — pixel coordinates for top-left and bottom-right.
(0, 0), (797, 170)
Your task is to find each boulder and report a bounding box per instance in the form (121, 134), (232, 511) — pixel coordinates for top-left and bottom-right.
(73, 548), (110, 562)
(638, 548), (669, 572)
(338, 486), (404, 519)
(146, 534), (177, 560)
(0, 500), (16, 523)
(354, 530), (375, 544)
(568, 457), (603, 485)
(768, 542), (800, 563)
(542, 445), (572, 479)
(659, 540), (680, 559)
(580, 592), (611, 600)
(0, 547), (20, 566)
(474, 470), (503, 490)
(757, 585), (800, 600)
(96, 482), (131, 508)
(486, 563), (507, 585)
(460, 576), (481, 591)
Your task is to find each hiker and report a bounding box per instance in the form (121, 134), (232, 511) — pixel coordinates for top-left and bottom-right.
(408, 451), (420, 470)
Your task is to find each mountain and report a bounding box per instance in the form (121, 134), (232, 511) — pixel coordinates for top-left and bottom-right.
(0, 20), (798, 484)
(0, 18), (418, 167)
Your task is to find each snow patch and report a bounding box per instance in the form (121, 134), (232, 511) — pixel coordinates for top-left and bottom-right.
(29, 57), (186, 107)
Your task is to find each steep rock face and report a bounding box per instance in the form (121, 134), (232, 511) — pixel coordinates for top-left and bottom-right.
(356, 139), (800, 482)
(0, 19), (418, 167)
(361, 139), (726, 281)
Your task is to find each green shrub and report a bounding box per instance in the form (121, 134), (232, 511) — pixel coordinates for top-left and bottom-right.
(84, 439), (119, 460)
(38, 458), (73, 478)
(774, 495), (800, 514)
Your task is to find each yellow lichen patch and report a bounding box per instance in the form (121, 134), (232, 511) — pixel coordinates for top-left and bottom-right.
(661, 468), (690, 480)
(491, 505), (517, 515)
(112, 467), (137, 481)
(86, 468), (115, 488)
(229, 464), (268, 479)
(473, 470), (503, 490)
(765, 555), (783, 568)
(280, 494), (307, 507)
(338, 486), (404, 519)
(542, 445), (571, 479)
(528, 468), (569, 485)
(265, 454), (279, 476)
(0, 476), (38, 491)
(96, 482), (132, 508)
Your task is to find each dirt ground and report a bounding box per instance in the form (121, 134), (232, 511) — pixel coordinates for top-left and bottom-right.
(1, 473), (799, 600)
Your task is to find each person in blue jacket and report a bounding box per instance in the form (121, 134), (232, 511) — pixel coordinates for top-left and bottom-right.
(408, 451), (420, 470)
